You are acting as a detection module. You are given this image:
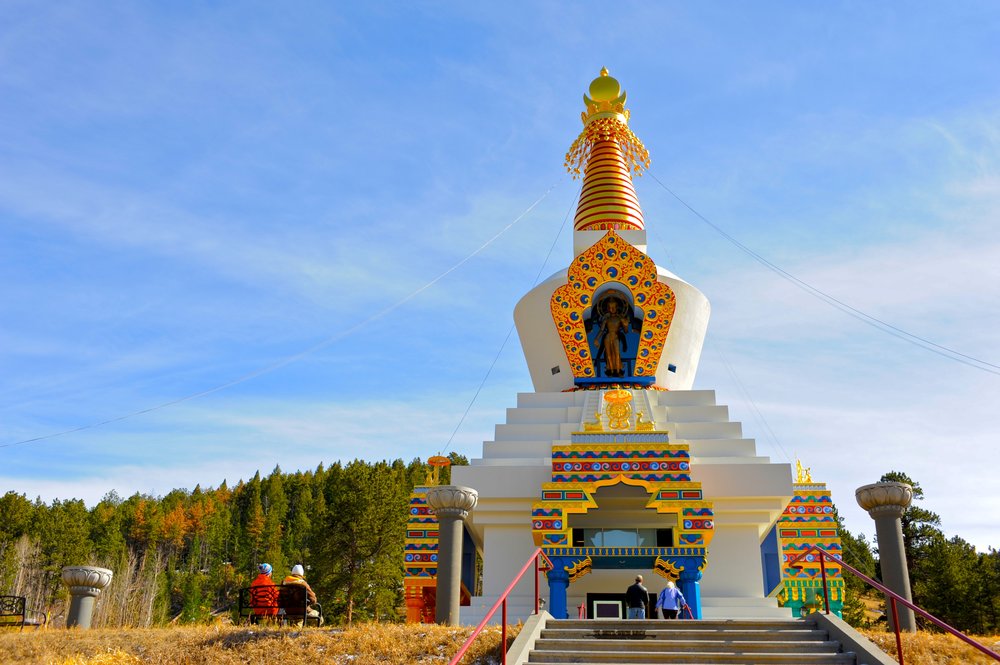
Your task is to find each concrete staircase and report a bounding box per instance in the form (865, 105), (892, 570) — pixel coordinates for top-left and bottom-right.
(526, 618), (856, 664)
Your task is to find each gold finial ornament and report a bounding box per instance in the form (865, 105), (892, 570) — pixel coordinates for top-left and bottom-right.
(583, 409), (604, 432)
(427, 455), (451, 485)
(795, 459), (813, 483)
(603, 388), (634, 430)
(565, 68), (650, 184)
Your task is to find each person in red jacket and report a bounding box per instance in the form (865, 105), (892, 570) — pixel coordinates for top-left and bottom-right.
(250, 563), (279, 619)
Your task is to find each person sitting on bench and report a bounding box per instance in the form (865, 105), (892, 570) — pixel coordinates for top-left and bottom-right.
(282, 564), (322, 625)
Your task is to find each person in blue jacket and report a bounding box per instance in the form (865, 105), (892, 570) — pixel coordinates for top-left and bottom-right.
(655, 580), (687, 619)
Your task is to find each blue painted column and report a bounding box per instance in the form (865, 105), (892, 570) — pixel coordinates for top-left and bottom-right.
(547, 566), (570, 619)
(679, 568), (702, 619)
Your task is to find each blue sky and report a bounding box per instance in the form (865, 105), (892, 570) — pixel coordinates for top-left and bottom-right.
(2, 2), (999, 550)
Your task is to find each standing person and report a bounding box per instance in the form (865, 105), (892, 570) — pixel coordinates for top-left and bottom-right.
(283, 564), (322, 625)
(625, 575), (649, 619)
(655, 580), (687, 619)
(250, 563), (279, 619)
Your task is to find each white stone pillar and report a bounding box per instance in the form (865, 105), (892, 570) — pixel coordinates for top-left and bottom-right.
(427, 485), (478, 626)
(856, 482), (916, 633)
(61, 566), (113, 629)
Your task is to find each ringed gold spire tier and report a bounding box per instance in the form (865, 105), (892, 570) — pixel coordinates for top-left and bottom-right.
(514, 68), (710, 392)
(566, 68), (649, 233)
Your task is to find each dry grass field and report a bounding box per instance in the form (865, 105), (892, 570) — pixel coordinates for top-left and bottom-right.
(858, 628), (1000, 665)
(0, 622), (518, 665)
(4, 622), (1000, 665)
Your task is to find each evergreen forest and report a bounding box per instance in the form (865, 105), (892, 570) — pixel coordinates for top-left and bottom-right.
(0, 455), (465, 627)
(3, 463), (999, 635)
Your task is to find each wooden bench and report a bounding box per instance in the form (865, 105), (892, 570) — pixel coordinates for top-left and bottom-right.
(237, 584), (323, 626)
(0, 596), (47, 630)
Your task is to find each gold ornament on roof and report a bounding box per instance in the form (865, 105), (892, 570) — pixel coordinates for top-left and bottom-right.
(426, 455), (451, 486)
(635, 411), (654, 432)
(603, 388), (634, 430)
(583, 409), (604, 432)
(565, 67), (650, 180)
(795, 459), (813, 483)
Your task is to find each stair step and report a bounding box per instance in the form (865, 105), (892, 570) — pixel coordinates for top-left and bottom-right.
(526, 619), (856, 665)
(533, 638), (843, 654)
(527, 650), (855, 664)
(551, 619), (815, 630)
(538, 628), (830, 641)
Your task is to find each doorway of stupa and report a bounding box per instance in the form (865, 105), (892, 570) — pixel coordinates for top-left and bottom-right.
(543, 476), (709, 619)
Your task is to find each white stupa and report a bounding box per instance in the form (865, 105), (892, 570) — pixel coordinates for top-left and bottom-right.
(452, 69), (793, 622)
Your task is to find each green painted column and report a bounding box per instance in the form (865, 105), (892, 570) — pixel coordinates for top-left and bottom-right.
(427, 485), (478, 626)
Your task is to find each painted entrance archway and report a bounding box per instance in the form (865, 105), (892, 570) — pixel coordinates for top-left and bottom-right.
(530, 397), (715, 618)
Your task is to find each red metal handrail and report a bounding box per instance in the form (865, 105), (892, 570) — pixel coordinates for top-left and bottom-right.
(447, 547), (546, 665)
(787, 544), (1000, 664)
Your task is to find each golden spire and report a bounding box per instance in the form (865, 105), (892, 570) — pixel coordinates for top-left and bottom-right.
(565, 68), (649, 232)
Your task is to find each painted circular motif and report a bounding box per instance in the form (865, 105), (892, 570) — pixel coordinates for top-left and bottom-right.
(430, 554), (437, 562)
(621, 462), (630, 471)
(553, 521), (562, 529)
(606, 266), (619, 278)
(704, 520), (713, 529)
(650, 462), (659, 470)
(679, 462), (689, 470)
(533, 520), (543, 529)
(683, 520), (693, 529)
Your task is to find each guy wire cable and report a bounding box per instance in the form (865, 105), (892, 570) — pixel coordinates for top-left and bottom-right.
(2, 181), (563, 450)
(440, 182), (581, 456)
(647, 170), (1000, 377)
(645, 219), (789, 463)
